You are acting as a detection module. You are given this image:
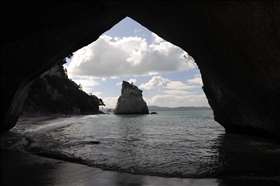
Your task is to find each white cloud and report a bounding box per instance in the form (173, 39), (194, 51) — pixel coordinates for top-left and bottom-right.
(114, 37), (120, 41)
(187, 74), (203, 85)
(92, 92), (102, 97)
(145, 94), (209, 107)
(139, 76), (170, 90)
(187, 77), (202, 85)
(138, 75), (207, 107)
(139, 76), (200, 90)
(70, 76), (100, 94)
(162, 90), (192, 95)
(102, 96), (119, 108)
(67, 33), (194, 78)
(166, 81), (199, 90)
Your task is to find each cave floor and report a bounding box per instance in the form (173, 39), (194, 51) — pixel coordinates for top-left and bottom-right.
(1, 149), (279, 186)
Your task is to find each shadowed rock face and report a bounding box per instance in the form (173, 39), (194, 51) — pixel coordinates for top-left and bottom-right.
(114, 81), (149, 114)
(1, 1), (280, 139)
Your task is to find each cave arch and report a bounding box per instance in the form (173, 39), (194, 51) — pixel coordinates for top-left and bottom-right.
(1, 1), (280, 138)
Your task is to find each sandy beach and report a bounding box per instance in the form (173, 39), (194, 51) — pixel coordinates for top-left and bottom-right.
(1, 149), (218, 186)
(2, 149), (280, 186)
(1, 115), (280, 186)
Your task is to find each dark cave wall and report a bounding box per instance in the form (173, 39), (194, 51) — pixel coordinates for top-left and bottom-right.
(1, 1), (125, 131)
(1, 1), (280, 138)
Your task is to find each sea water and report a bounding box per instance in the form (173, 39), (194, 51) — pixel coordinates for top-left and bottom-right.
(1, 110), (280, 178)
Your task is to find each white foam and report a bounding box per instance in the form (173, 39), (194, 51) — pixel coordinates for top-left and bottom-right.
(24, 115), (100, 133)
(80, 115), (99, 119)
(25, 117), (84, 133)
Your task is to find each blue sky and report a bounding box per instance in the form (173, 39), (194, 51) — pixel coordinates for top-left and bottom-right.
(64, 17), (209, 109)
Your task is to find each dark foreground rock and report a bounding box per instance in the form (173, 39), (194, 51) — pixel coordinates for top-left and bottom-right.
(1, 2), (280, 139)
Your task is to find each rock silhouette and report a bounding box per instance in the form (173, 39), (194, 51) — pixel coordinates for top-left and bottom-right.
(114, 81), (149, 114)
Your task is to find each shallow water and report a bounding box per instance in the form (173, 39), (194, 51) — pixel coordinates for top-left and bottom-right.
(1, 110), (280, 179)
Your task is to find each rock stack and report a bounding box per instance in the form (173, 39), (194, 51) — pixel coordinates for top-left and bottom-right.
(114, 81), (149, 114)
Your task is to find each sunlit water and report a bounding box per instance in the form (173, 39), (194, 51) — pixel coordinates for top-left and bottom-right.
(1, 110), (280, 178)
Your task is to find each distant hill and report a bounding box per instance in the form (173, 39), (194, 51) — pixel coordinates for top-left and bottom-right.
(148, 106), (212, 111)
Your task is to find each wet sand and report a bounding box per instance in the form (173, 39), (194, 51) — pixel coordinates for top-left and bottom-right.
(1, 149), (217, 186)
(2, 149), (280, 186)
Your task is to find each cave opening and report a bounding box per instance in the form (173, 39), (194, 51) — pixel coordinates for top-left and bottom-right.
(60, 17), (209, 112)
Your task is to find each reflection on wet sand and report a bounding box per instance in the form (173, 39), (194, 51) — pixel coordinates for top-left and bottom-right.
(214, 133), (280, 178)
(2, 145), (280, 186)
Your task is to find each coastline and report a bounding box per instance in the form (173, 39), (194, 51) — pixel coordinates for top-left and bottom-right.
(1, 115), (280, 186)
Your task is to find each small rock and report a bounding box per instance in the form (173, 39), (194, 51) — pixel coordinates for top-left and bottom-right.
(87, 141), (100, 144)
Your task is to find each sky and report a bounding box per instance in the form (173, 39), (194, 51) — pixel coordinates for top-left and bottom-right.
(64, 17), (209, 109)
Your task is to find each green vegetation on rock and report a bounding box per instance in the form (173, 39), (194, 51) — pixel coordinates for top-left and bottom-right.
(22, 57), (105, 115)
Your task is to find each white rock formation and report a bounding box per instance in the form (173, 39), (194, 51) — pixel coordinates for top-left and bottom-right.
(114, 81), (149, 114)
